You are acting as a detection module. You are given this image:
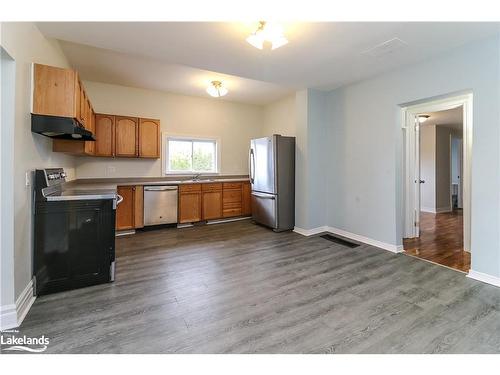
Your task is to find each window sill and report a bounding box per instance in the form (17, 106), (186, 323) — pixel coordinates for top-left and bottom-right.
(164, 172), (220, 177)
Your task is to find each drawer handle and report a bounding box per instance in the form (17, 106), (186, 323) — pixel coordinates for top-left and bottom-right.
(251, 192), (275, 200)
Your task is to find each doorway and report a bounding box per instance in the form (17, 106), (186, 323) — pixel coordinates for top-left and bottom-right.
(402, 94), (472, 273)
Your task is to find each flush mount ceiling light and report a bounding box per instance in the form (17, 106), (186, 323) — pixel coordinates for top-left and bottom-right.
(206, 81), (228, 98)
(246, 21), (288, 50)
(418, 115), (430, 123)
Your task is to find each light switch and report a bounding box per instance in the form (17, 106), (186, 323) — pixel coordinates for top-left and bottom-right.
(25, 171), (31, 186)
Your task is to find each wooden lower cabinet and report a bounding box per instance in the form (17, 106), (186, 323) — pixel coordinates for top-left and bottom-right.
(116, 186), (135, 230)
(178, 181), (250, 223)
(134, 186), (144, 229)
(202, 183), (222, 220)
(242, 182), (252, 216)
(179, 193), (202, 223)
(116, 185), (144, 230)
(222, 182), (243, 218)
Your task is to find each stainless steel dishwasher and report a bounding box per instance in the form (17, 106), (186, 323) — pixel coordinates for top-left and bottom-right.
(143, 186), (178, 226)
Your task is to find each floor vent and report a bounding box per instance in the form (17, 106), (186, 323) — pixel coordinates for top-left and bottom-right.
(320, 234), (360, 248)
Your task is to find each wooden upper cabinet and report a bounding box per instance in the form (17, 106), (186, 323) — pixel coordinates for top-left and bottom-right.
(115, 116), (138, 157)
(78, 82), (87, 126)
(84, 106), (95, 155)
(34, 64), (160, 160)
(32, 63), (78, 118)
(94, 114), (115, 157)
(138, 118), (160, 158)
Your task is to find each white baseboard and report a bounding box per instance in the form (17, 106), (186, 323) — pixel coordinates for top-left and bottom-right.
(467, 270), (500, 288)
(207, 216), (251, 225)
(294, 226), (404, 254)
(0, 280), (36, 330)
(436, 206), (452, 213)
(293, 226), (329, 236)
(16, 280), (36, 326)
(420, 206), (435, 213)
(421, 206), (452, 214)
(0, 303), (17, 331)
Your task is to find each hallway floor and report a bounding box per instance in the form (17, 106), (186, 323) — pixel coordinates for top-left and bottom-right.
(404, 210), (470, 272)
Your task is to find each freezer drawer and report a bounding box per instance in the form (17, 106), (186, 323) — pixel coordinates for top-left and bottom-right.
(144, 186), (178, 225)
(251, 191), (277, 229)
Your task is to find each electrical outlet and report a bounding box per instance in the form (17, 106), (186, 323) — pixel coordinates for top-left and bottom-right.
(25, 171), (31, 187)
(106, 166), (116, 176)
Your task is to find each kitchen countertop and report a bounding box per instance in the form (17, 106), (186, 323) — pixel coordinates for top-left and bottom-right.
(64, 175), (250, 192)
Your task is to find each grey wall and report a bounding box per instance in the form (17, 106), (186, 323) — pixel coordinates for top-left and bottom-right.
(1, 23), (76, 301)
(325, 34), (500, 278)
(290, 90), (328, 230)
(435, 126), (455, 211)
(1, 47), (16, 310)
(451, 137), (462, 185)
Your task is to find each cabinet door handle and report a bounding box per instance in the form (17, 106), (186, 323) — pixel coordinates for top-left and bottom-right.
(116, 194), (124, 205)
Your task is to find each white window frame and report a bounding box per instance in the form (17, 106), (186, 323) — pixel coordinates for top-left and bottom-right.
(163, 133), (221, 175)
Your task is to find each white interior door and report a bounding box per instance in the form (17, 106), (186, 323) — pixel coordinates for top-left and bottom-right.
(414, 120), (421, 237)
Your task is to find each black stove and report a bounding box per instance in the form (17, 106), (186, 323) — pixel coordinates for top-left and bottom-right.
(33, 168), (117, 295)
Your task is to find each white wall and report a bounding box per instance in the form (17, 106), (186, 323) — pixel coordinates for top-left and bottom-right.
(262, 94), (297, 136)
(75, 82), (264, 178)
(262, 90), (328, 230)
(325, 34), (500, 278)
(420, 125), (436, 212)
(1, 22), (76, 302)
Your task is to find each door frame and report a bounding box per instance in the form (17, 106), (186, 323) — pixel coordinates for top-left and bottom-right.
(402, 93), (472, 252)
(449, 135), (463, 211)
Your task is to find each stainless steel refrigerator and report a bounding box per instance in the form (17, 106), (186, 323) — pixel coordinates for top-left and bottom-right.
(249, 135), (295, 231)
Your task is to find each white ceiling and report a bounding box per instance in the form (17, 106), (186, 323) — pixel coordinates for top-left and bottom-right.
(37, 22), (500, 104)
(422, 106), (463, 130)
(57, 41), (292, 105)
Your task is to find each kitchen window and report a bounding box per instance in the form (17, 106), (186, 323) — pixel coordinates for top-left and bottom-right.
(164, 135), (220, 174)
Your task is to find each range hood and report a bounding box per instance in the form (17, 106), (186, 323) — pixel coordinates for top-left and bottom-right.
(31, 114), (96, 141)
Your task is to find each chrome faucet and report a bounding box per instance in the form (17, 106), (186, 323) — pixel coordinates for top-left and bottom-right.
(192, 173), (201, 181)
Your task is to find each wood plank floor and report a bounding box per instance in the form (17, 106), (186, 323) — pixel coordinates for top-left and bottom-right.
(404, 210), (470, 272)
(8, 221), (500, 353)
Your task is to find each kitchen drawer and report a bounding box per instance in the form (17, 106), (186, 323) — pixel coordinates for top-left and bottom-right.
(223, 190), (242, 203)
(223, 202), (242, 209)
(179, 184), (202, 193)
(223, 208), (242, 217)
(202, 183), (222, 192)
(223, 182), (243, 190)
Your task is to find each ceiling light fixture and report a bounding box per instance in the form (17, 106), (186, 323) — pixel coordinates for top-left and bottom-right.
(246, 21), (288, 50)
(206, 81), (228, 98)
(418, 115), (430, 123)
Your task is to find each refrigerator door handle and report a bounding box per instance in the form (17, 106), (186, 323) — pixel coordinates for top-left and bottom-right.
(249, 148), (255, 184)
(251, 192), (276, 200)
